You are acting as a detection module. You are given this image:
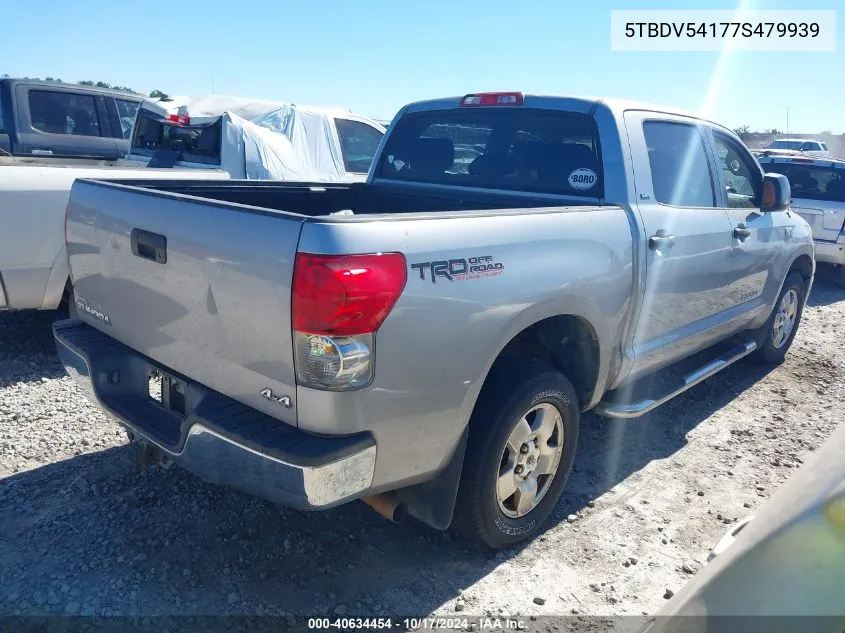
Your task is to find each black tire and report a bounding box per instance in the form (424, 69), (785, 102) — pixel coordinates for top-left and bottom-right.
(452, 363), (580, 549)
(751, 272), (806, 365)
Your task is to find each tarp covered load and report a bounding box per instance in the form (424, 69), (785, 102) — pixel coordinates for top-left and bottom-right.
(129, 94), (383, 182)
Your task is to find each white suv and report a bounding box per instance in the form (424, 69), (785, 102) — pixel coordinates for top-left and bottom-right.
(765, 138), (831, 158)
(759, 154), (845, 285)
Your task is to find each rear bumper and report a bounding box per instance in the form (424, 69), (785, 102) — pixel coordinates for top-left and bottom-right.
(813, 238), (845, 266)
(53, 319), (376, 510)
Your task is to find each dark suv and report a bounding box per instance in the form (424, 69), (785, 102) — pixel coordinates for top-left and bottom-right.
(0, 78), (143, 160)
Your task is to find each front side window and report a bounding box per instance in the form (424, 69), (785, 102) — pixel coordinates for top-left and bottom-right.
(376, 108), (603, 197)
(712, 131), (762, 209)
(115, 99), (140, 139)
(28, 90), (101, 136)
(642, 121), (715, 207)
(334, 119), (384, 173)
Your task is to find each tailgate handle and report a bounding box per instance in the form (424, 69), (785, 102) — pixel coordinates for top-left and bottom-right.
(131, 229), (167, 264)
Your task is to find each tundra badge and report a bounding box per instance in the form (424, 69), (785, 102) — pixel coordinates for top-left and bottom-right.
(75, 295), (112, 326)
(260, 388), (292, 408)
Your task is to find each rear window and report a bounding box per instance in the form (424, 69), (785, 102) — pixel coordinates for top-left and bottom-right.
(375, 108), (603, 197)
(762, 162), (845, 203)
(131, 112), (221, 165)
(115, 99), (140, 139)
(28, 90), (102, 137)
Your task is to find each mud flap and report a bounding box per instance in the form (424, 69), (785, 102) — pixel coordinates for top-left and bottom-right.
(394, 428), (469, 530)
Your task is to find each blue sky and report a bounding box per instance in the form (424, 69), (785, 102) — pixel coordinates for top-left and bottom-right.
(1, 0), (842, 132)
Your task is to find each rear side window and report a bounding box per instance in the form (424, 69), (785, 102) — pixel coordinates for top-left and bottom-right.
(375, 108), (603, 197)
(0, 96), (5, 134)
(334, 119), (384, 173)
(821, 143), (829, 151)
(762, 162), (845, 203)
(28, 90), (101, 137)
(643, 121), (715, 208)
(115, 98), (140, 139)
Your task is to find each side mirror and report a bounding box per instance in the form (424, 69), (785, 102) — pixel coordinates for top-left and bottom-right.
(761, 173), (791, 212)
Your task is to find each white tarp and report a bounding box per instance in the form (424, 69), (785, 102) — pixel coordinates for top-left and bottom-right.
(134, 94), (380, 182)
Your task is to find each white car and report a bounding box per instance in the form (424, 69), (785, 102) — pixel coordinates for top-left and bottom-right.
(0, 158), (228, 311)
(759, 154), (845, 285)
(765, 138), (831, 158)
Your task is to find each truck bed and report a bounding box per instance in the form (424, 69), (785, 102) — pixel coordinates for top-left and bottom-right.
(82, 177), (603, 218)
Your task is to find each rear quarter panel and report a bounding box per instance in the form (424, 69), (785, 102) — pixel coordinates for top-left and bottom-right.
(296, 206), (634, 489)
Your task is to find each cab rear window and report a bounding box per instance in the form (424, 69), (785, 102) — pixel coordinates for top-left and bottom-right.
(131, 112), (221, 165)
(375, 108), (603, 197)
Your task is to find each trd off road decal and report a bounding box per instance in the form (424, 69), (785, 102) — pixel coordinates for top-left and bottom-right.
(410, 255), (505, 284)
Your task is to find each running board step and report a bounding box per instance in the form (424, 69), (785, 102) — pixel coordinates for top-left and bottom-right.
(594, 340), (757, 419)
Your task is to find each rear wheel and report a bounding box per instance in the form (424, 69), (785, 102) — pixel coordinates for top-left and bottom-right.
(453, 363), (580, 549)
(751, 272), (805, 365)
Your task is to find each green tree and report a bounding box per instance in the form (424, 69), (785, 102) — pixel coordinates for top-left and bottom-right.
(149, 89), (169, 99)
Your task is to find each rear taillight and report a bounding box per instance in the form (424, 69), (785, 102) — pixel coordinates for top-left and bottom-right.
(461, 92), (524, 107)
(166, 113), (190, 126)
(292, 252), (407, 390)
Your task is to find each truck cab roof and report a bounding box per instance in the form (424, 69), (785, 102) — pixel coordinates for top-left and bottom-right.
(398, 92), (727, 130)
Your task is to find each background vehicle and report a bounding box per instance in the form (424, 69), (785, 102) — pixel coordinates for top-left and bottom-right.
(122, 95), (386, 182)
(55, 92), (814, 549)
(0, 78), (142, 159)
(765, 138), (831, 158)
(0, 163), (228, 311)
(759, 155), (845, 286)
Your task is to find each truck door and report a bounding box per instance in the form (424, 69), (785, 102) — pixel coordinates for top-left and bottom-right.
(623, 112), (736, 378)
(15, 84), (120, 159)
(704, 128), (785, 321)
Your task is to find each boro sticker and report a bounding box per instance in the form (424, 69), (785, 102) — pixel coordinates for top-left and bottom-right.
(568, 168), (597, 190)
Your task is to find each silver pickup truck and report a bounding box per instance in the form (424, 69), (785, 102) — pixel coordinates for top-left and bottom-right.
(54, 92), (814, 549)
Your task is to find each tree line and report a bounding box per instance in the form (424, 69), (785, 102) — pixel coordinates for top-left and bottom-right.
(0, 74), (168, 99)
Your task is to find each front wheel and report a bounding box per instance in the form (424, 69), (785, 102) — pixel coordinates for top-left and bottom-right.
(752, 272), (806, 365)
(453, 363), (580, 549)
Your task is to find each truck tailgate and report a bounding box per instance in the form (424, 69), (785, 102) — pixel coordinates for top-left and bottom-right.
(66, 180), (304, 426)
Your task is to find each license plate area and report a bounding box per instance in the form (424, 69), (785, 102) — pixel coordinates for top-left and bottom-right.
(147, 368), (187, 417)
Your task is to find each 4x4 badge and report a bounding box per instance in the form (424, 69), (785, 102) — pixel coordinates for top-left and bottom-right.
(260, 388), (292, 408)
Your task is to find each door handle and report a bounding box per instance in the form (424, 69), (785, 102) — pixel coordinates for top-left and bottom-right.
(648, 230), (676, 251)
(131, 228), (167, 264)
(733, 225), (752, 242)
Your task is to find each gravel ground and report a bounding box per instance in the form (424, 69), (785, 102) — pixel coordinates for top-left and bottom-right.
(1, 274), (843, 628)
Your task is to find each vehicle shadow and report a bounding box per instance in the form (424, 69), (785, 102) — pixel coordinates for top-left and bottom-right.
(0, 344), (778, 621)
(0, 309), (67, 387)
(807, 268), (845, 307)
